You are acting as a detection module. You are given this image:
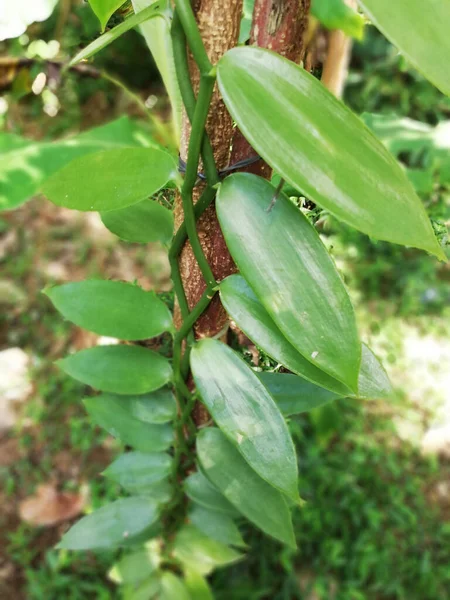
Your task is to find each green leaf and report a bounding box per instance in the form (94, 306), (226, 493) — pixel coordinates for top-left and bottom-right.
(358, 344), (394, 400)
(45, 280), (172, 340)
(70, 2), (169, 66)
(103, 452), (172, 495)
(217, 174), (361, 390)
(84, 393), (174, 451)
(191, 338), (299, 502)
(58, 345), (172, 395)
(122, 575), (161, 600)
(217, 48), (444, 259)
(198, 429), (296, 548)
(88, 0), (125, 30)
(41, 147), (176, 212)
(220, 274), (350, 396)
(259, 372), (342, 416)
(184, 471), (239, 517)
(358, 0), (450, 97)
(114, 389), (177, 424)
(160, 572), (191, 600)
(185, 570), (214, 600)
(101, 198), (174, 245)
(109, 546), (160, 585)
(58, 497), (159, 550)
(189, 504), (246, 549)
(173, 525), (243, 576)
(312, 0), (365, 39)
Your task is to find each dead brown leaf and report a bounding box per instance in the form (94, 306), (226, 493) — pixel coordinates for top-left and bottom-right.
(19, 484), (88, 526)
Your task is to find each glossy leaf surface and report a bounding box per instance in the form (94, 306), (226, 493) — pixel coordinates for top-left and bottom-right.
(45, 280), (172, 340)
(84, 394), (174, 451)
(189, 505), (246, 548)
(58, 345), (172, 395)
(101, 199), (174, 245)
(89, 0), (125, 30)
(217, 48), (444, 259)
(358, 0), (450, 97)
(217, 174), (361, 389)
(103, 452), (172, 494)
(41, 147), (176, 212)
(58, 497), (159, 550)
(184, 471), (238, 517)
(191, 338), (299, 501)
(173, 525), (242, 575)
(198, 429), (296, 548)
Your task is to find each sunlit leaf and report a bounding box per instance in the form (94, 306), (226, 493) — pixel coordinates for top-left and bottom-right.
(159, 572), (191, 600)
(88, 0), (125, 30)
(185, 570), (214, 600)
(109, 545), (160, 585)
(312, 0), (365, 39)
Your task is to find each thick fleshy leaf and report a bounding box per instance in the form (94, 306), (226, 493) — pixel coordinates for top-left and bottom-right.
(58, 497), (159, 550)
(70, 2), (169, 65)
(184, 471), (238, 517)
(185, 570), (214, 600)
(217, 48), (444, 259)
(109, 545), (160, 585)
(259, 372), (342, 416)
(41, 147), (177, 212)
(358, 0), (450, 97)
(84, 394), (174, 451)
(312, 0), (365, 39)
(89, 0), (125, 30)
(191, 338), (299, 501)
(160, 572), (191, 600)
(220, 274), (349, 395)
(103, 452), (172, 494)
(101, 199), (174, 245)
(189, 505), (246, 549)
(45, 280), (172, 340)
(217, 174), (361, 389)
(198, 429), (296, 548)
(58, 345), (172, 395)
(173, 525), (243, 576)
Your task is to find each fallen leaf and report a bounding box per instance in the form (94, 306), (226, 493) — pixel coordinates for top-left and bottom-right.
(19, 484), (88, 526)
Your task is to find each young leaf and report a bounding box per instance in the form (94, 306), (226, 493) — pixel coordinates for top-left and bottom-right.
(184, 471), (238, 517)
(217, 48), (444, 259)
(88, 0), (125, 31)
(189, 505), (246, 549)
(41, 147), (177, 212)
(312, 0), (365, 39)
(217, 174), (361, 390)
(45, 280), (172, 340)
(191, 338), (299, 502)
(197, 429), (296, 549)
(70, 2), (169, 66)
(84, 394), (174, 451)
(173, 525), (243, 576)
(159, 572), (191, 600)
(185, 570), (214, 600)
(258, 372), (342, 416)
(58, 497), (159, 550)
(58, 345), (172, 395)
(103, 452), (172, 495)
(358, 0), (450, 97)
(101, 199), (174, 245)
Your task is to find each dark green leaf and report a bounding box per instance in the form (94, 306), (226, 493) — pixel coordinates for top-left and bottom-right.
(173, 525), (243, 575)
(191, 338), (299, 502)
(160, 572), (191, 600)
(189, 504), (246, 549)
(45, 280), (172, 340)
(198, 428), (296, 548)
(217, 48), (444, 259)
(184, 471), (238, 517)
(89, 0), (125, 30)
(217, 174), (360, 390)
(84, 394), (174, 451)
(358, 0), (450, 96)
(58, 497), (159, 550)
(103, 452), (172, 494)
(58, 345), (172, 395)
(101, 199), (174, 245)
(312, 0), (365, 39)
(41, 147), (177, 212)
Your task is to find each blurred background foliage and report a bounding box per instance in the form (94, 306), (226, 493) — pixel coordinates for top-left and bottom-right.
(1, 2), (450, 599)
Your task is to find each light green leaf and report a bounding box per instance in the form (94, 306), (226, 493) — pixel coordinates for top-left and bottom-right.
(189, 504), (246, 549)
(70, 2), (170, 66)
(88, 0), (125, 30)
(217, 48), (444, 259)
(58, 497), (159, 550)
(312, 0), (365, 39)
(258, 372), (342, 416)
(358, 344), (394, 400)
(41, 147), (176, 212)
(84, 393), (174, 451)
(185, 570), (214, 600)
(103, 452), (172, 495)
(114, 389), (177, 424)
(58, 345), (172, 395)
(217, 174), (361, 390)
(184, 471), (239, 517)
(358, 0), (450, 97)
(198, 429), (296, 548)
(160, 572), (191, 600)
(173, 525), (243, 576)
(101, 198), (174, 245)
(191, 338), (299, 502)
(109, 545), (160, 585)
(45, 280), (172, 340)
(122, 575), (161, 600)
